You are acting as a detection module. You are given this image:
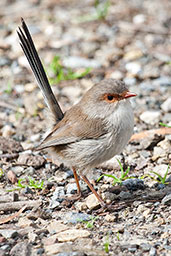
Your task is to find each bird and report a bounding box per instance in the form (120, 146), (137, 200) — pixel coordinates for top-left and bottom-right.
(17, 18), (136, 209)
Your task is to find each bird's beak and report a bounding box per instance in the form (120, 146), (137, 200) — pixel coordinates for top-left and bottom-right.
(123, 91), (137, 99)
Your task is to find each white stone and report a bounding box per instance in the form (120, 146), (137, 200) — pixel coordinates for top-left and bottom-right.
(30, 134), (41, 142)
(161, 97), (171, 112)
(158, 139), (170, 150)
(0, 229), (18, 239)
(17, 217), (32, 228)
(15, 84), (24, 93)
(140, 111), (161, 125)
(47, 220), (68, 234)
(24, 83), (36, 92)
(124, 50), (143, 61)
(152, 147), (165, 161)
(62, 86), (82, 104)
(133, 14), (146, 24)
(75, 202), (87, 211)
(63, 56), (101, 68)
(86, 194), (100, 210)
(143, 209), (151, 218)
(28, 231), (37, 243)
(57, 229), (90, 242)
(125, 62), (141, 75)
(44, 243), (67, 255)
(104, 214), (116, 222)
(2, 125), (14, 137)
(136, 205), (148, 214)
(109, 70), (123, 80)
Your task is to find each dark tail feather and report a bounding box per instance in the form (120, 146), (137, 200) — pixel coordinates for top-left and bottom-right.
(17, 18), (64, 121)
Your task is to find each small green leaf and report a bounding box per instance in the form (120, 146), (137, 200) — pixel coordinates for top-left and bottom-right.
(17, 178), (26, 188)
(150, 165), (170, 184)
(48, 56), (91, 85)
(116, 231), (120, 241)
(104, 233), (110, 253)
(4, 81), (13, 94)
(163, 165), (169, 183)
(97, 159), (131, 186)
(159, 122), (171, 128)
(0, 169), (4, 177)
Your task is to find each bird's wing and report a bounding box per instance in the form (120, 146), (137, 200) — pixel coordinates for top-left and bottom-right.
(37, 106), (107, 150)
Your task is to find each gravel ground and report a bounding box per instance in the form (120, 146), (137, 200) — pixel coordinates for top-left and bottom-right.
(0, 0), (171, 255)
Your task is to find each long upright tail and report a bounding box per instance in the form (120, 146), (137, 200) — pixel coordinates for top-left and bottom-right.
(17, 18), (64, 122)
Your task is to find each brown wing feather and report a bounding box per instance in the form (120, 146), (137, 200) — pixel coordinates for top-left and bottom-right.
(37, 105), (107, 150)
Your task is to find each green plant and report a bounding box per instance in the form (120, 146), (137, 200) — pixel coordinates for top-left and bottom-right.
(104, 233), (110, 253)
(0, 169), (4, 178)
(78, 0), (110, 23)
(77, 216), (98, 229)
(116, 231), (120, 241)
(4, 81), (13, 94)
(150, 165), (170, 184)
(140, 165), (170, 184)
(15, 110), (23, 121)
(86, 216), (98, 229)
(159, 122), (171, 128)
(17, 178), (26, 188)
(7, 177), (44, 192)
(49, 56), (91, 85)
(94, 0), (110, 20)
(27, 176), (44, 189)
(97, 159), (131, 185)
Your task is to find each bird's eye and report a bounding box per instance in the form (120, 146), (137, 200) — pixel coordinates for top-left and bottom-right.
(107, 95), (114, 101)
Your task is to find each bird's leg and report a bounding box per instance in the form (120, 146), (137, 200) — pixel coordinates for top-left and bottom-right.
(61, 167), (82, 202)
(81, 174), (106, 207)
(72, 167), (82, 199)
(65, 167), (82, 201)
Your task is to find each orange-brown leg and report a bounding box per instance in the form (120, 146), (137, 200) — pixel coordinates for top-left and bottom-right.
(81, 175), (106, 207)
(72, 167), (81, 199)
(65, 167), (81, 201)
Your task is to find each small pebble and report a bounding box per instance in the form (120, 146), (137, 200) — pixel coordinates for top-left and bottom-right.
(149, 247), (157, 256)
(65, 170), (74, 178)
(23, 187), (34, 194)
(85, 194), (100, 210)
(63, 56), (100, 68)
(66, 183), (77, 195)
(30, 134), (41, 142)
(140, 111), (161, 125)
(140, 243), (151, 252)
(122, 179), (145, 191)
(162, 194), (171, 206)
(37, 248), (45, 255)
(64, 212), (91, 224)
(125, 62), (141, 75)
(7, 170), (17, 184)
(25, 166), (35, 176)
(152, 76), (171, 87)
(1, 245), (10, 251)
(124, 77), (137, 86)
(119, 191), (132, 199)
(15, 84), (24, 94)
(2, 125), (15, 137)
(133, 14), (146, 24)
(0, 230), (18, 239)
(155, 183), (165, 190)
(50, 186), (65, 202)
(161, 97), (171, 112)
